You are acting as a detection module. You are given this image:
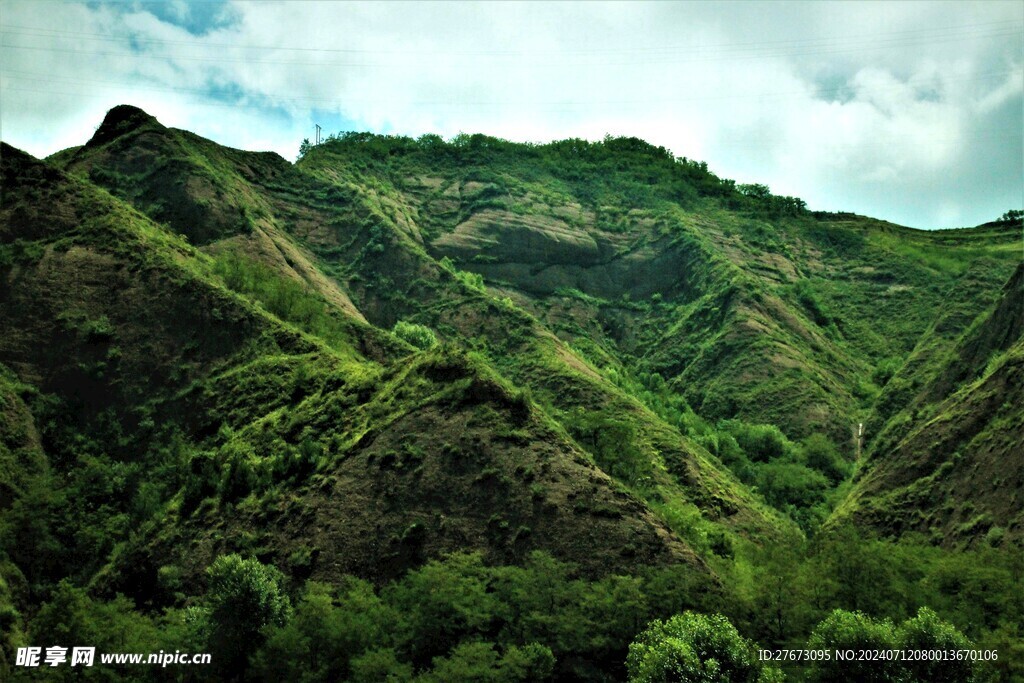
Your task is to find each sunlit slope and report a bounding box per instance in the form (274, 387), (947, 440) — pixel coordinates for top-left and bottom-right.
(295, 133), (1019, 454)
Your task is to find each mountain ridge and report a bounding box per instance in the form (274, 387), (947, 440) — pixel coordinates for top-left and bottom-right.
(1, 140), (714, 600)
(29, 105), (1022, 549)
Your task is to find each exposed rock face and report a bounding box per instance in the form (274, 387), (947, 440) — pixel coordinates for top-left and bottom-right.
(431, 209), (695, 300)
(434, 210), (602, 266)
(85, 104), (158, 148)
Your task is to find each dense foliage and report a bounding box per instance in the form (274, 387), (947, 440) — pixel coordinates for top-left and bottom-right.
(6, 540), (1021, 681)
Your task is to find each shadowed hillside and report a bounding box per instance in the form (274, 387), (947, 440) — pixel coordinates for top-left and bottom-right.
(834, 264), (1024, 546)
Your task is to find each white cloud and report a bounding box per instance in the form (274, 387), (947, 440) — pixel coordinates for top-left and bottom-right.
(975, 66), (1024, 113)
(0, 0), (1020, 228)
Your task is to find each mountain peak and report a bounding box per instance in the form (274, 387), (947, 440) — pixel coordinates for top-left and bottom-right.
(86, 104), (160, 148)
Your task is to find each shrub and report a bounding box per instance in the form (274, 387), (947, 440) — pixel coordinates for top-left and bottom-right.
(794, 279), (831, 326)
(871, 357), (902, 387)
(566, 410), (648, 483)
(393, 320), (438, 350)
(456, 269), (486, 292)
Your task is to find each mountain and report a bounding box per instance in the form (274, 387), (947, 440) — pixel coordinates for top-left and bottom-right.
(48, 107), (798, 546)
(1, 139), (715, 602)
(2, 106), (1021, 681)
(288, 132), (1019, 455)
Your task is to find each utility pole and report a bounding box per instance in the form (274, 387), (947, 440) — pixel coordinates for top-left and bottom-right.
(315, 124), (322, 146)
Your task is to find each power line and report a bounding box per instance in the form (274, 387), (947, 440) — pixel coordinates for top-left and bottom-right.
(2, 67), (1018, 109)
(1, 18), (1019, 57)
(1, 25), (1020, 69)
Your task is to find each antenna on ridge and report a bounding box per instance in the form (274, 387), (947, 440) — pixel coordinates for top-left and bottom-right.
(315, 124), (322, 145)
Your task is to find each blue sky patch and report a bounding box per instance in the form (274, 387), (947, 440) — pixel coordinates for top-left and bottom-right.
(89, 0), (241, 36)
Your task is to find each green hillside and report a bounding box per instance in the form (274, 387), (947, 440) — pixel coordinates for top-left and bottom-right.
(2, 136), (722, 581)
(835, 264), (1024, 546)
(1, 106), (1021, 681)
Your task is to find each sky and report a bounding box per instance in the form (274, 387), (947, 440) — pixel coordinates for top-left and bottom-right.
(1, 1), (1021, 229)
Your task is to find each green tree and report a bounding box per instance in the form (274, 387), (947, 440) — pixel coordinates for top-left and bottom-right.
(755, 461), (829, 510)
(30, 582), (161, 682)
(422, 641), (555, 682)
(350, 648), (414, 682)
(31, 580), (99, 657)
(987, 621), (1024, 683)
(738, 183), (771, 199)
(490, 553), (582, 657)
(805, 610), (898, 683)
(811, 527), (903, 615)
(385, 553), (499, 665)
(799, 434), (848, 484)
(626, 611), (779, 682)
(896, 607), (978, 683)
(751, 544), (814, 644)
(723, 421), (790, 462)
(201, 554), (291, 679)
(252, 577), (397, 682)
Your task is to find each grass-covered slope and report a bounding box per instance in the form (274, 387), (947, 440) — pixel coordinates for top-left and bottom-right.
(293, 133), (1019, 455)
(833, 264), (1024, 546)
(33, 109), (1024, 552)
(46, 109), (1022, 549)
(3, 106), (1023, 681)
(0, 142), (714, 613)
(55, 110), (797, 552)
(296, 135), (864, 444)
(107, 348), (705, 599)
(50, 104), (367, 323)
(53, 104), (275, 245)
